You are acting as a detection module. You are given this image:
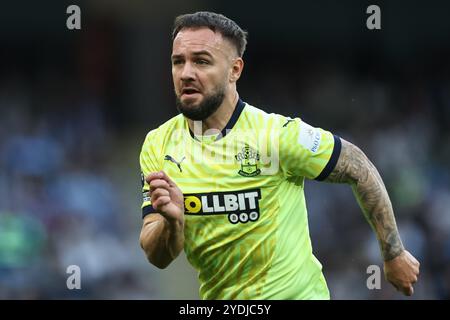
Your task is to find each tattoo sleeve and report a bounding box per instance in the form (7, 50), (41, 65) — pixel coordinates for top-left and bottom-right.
(324, 138), (404, 261)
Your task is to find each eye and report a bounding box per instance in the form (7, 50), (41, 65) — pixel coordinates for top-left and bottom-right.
(172, 59), (183, 65)
(195, 59), (210, 65)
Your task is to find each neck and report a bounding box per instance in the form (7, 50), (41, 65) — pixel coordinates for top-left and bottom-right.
(187, 91), (239, 136)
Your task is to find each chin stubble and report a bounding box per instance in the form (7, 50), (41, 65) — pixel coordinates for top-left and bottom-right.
(176, 88), (226, 121)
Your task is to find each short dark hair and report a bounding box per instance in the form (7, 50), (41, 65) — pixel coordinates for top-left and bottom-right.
(172, 11), (248, 57)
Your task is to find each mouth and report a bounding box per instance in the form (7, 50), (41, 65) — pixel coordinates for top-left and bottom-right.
(181, 87), (201, 98)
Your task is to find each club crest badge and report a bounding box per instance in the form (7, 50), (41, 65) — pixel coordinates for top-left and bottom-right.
(235, 144), (261, 177)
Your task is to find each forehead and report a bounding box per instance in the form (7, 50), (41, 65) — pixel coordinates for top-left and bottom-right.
(172, 27), (233, 57)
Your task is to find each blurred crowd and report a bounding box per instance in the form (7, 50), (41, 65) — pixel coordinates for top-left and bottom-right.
(0, 74), (158, 298)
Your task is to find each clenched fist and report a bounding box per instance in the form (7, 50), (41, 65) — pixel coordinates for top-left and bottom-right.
(384, 250), (420, 296)
(146, 171), (184, 223)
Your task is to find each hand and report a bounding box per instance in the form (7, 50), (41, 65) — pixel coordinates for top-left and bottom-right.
(146, 171), (184, 223)
(384, 250), (420, 296)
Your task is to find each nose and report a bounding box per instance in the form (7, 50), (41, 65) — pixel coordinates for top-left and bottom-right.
(180, 61), (195, 82)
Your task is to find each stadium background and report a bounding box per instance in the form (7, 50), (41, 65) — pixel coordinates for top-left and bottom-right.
(1, 0), (449, 299)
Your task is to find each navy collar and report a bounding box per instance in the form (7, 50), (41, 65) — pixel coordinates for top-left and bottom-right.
(188, 98), (246, 142)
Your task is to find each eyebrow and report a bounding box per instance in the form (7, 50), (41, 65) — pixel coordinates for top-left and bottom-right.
(192, 50), (213, 58)
(171, 50), (214, 60)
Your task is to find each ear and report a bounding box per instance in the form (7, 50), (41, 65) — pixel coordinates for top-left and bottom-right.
(229, 58), (244, 83)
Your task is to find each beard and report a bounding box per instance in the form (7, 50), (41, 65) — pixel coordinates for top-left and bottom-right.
(176, 85), (226, 121)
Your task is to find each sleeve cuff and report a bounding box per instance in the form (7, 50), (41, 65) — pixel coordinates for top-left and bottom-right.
(314, 135), (342, 181)
(142, 205), (157, 219)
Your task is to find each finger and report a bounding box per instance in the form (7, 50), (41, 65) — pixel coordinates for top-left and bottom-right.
(410, 263), (420, 276)
(152, 195), (170, 209)
(405, 251), (420, 266)
(146, 171), (177, 188)
(151, 188), (170, 203)
(403, 285), (414, 296)
(158, 171), (178, 187)
(146, 172), (166, 184)
(149, 179), (170, 192)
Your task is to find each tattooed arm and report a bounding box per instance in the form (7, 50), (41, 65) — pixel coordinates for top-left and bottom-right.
(325, 138), (420, 296)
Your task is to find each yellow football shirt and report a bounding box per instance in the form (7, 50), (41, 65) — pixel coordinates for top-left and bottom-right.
(140, 99), (341, 299)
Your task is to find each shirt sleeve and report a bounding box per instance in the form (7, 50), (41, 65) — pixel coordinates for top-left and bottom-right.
(139, 130), (162, 218)
(279, 116), (341, 180)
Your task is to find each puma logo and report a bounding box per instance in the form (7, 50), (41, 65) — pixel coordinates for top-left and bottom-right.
(164, 155), (185, 172)
(283, 119), (295, 127)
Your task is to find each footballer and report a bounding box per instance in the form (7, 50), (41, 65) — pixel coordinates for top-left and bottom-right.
(138, 11), (420, 299)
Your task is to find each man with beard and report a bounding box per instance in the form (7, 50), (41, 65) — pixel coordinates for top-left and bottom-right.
(138, 11), (420, 299)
